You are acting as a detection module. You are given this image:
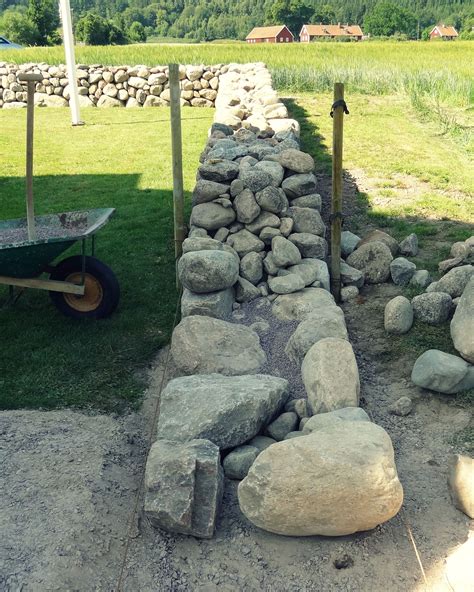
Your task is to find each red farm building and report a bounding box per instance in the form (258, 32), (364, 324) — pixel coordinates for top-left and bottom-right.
(246, 25), (294, 44)
(429, 24), (459, 40)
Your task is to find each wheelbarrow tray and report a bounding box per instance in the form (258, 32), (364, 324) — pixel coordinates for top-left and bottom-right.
(0, 208), (115, 278)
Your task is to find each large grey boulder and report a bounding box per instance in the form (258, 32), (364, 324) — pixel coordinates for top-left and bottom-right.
(234, 189), (261, 224)
(178, 250), (239, 293)
(411, 349), (474, 394)
(254, 161), (285, 187)
(271, 236), (301, 267)
(302, 337), (360, 414)
(228, 229), (265, 257)
(451, 276), (474, 362)
(193, 180), (230, 204)
(412, 292), (452, 324)
(384, 296), (414, 334)
(255, 186), (288, 214)
(156, 374), (289, 449)
(288, 233), (328, 259)
(240, 252), (263, 284)
(347, 241), (393, 284)
(448, 454), (474, 518)
(358, 230), (399, 257)
(171, 316), (266, 375)
(144, 439), (223, 538)
(268, 274), (305, 295)
(181, 288), (234, 320)
(302, 407), (371, 434)
(285, 308), (348, 364)
(390, 257), (416, 286)
(238, 421), (403, 536)
(239, 167), (272, 192)
(272, 288), (335, 321)
(281, 173), (317, 198)
(191, 202), (236, 230)
(426, 265), (474, 298)
(287, 207), (326, 236)
(199, 160), (239, 183)
(278, 149), (314, 173)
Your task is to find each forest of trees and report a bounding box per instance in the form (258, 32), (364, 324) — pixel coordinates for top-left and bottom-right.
(0, 0), (473, 45)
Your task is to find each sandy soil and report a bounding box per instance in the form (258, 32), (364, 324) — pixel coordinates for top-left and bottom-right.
(1, 173), (472, 592)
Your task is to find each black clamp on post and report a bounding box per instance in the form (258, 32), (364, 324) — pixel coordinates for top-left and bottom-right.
(330, 99), (350, 118)
(329, 211), (345, 226)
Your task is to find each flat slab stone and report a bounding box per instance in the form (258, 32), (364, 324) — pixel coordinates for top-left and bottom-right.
(156, 374), (289, 450)
(144, 438), (223, 538)
(272, 288), (336, 321)
(171, 316), (266, 375)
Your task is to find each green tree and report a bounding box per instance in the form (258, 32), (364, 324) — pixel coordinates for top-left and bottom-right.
(364, 2), (418, 38)
(0, 7), (39, 45)
(75, 12), (126, 44)
(128, 20), (146, 42)
(312, 4), (337, 24)
(266, 0), (313, 37)
(27, 0), (60, 45)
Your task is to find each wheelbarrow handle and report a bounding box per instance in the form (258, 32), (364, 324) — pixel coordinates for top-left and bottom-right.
(18, 72), (43, 83)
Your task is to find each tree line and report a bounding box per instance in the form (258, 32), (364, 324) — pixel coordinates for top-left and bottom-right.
(1, 0), (472, 45)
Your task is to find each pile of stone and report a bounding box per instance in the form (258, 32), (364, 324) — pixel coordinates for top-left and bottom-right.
(144, 65), (403, 540)
(382, 235), (474, 395)
(0, 62), (221, 109)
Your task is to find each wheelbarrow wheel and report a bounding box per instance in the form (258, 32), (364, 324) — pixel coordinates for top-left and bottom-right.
(49, 255), (120, 319)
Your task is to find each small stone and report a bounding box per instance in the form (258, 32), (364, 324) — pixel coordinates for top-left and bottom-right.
(255, 186), (288, 214)
(235, 277), (261, 303)
(341, 231), (361, 257)
(272, 288), (335, 321)
(278, 149), (315, 174)
(341, 286), (359, 302)
(412, 292), (452, 325)
(450, 242), (470, 259)
(178, 250), (238, 293)
(234, 189), (261, 224)
(358, 230), (399, 257)
(246, 211), (280, 235)
(390, 257), (416, 286)
(334, 555), (354, 570)
(259, 226), (281, 245)
(347, 242), (393, 284)
(284, 431), (304, 440)
(279, 217), (294, 237)
(282, 173), (317, 198)
(223, 446), (259, 480)
(340, 261), (365, 288)
(399, 233), (418, 256)
(288, 233), (327, 259)
(199, 160), (240, 183)
(389, 396), (413, 416)
(451, 275), (474, 363)
(288, 207), (326, 237)
(247, 435), (277, 454)
(272, 236), (302, 267)
(384, 296), (414, 334)
(302, 407), (370, 434)
(291, 194), (321, 210)
(265, 412), (299, 441)
(181, 288), (233, 320)
(427, 265), (474, 298)
(268, 274), (305, 295)
(191, 202), (236, 230)
(410, 270), (431, 289)
(228, 229), (265, 257)
(240, 252), (263, 284)
(284, 398), (310, 419)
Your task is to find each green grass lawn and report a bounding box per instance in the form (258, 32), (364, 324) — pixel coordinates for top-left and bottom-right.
(290, 92), (473, 274)
(0, 107), (213, 412)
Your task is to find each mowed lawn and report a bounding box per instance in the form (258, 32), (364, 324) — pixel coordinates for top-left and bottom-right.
(0, 107), (213, 412)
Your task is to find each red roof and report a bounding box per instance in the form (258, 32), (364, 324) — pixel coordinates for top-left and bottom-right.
(431, 24), (458, 37)
(246, 25), (293, 40)
(300, 24), (363, 37)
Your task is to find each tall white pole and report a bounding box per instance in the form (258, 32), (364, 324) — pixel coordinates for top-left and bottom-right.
(59, 0), (83, 126)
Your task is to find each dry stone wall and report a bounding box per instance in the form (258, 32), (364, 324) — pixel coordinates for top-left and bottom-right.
(0, 62), (221, 109)
(144, 64), (404, 540)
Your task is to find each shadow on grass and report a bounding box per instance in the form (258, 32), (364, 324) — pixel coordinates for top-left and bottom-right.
(0, 173), (188, 413)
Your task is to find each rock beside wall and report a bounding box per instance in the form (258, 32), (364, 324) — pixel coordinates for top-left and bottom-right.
(0, 62), (221, 109)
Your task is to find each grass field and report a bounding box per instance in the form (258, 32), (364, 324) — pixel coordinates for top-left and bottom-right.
(2, 41), (473, 107)
(0, 107), (213, 411)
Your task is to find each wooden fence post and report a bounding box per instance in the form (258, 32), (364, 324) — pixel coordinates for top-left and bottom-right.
(330, 82), (348, 303)
(169, 63), (185, 287)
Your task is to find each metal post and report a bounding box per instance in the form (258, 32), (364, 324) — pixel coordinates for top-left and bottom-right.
(59, 0), (83, 126)
(330, 82), (347, 303)
(18, 72), (43, 241)
(169, 63), (185, 286)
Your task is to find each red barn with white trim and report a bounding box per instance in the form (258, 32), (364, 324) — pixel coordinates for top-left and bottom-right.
(429, 24), (458, 40)
(246, 25), (294, 44)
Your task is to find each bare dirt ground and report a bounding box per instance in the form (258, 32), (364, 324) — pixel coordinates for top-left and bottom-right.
(1, 173), (472, 592)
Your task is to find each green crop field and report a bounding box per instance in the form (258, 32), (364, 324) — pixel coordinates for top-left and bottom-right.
(2, 40), (473, 106)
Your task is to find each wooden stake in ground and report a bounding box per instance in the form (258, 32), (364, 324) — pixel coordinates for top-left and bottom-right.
(169, 63), (185, 286)
(330, 82), (349, 303)
(18, 72), (43, 242)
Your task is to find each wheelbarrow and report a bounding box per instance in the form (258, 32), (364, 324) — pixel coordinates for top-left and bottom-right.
(0, 73), (120, 319)
(0, 209), (120, 319)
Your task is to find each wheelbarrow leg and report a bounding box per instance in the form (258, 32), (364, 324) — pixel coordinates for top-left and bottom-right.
(2, 286), (26, 308)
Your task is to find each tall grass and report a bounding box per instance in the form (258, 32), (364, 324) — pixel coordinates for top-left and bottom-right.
(1, 40), (473, 106)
